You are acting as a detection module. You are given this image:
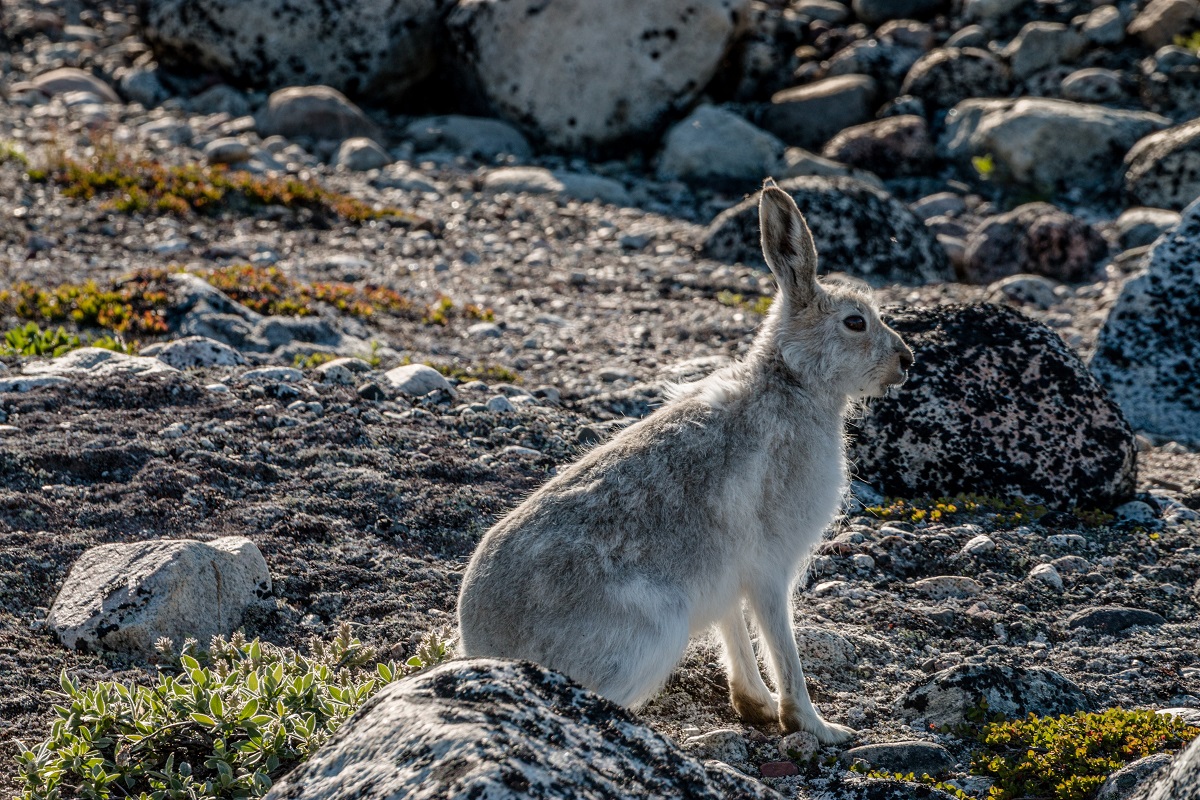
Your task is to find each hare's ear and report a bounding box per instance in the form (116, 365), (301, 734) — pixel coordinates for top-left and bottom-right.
(759, 180), (818, 307)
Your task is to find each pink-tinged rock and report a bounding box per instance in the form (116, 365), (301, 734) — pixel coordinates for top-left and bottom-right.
(760, 761), (799, 777)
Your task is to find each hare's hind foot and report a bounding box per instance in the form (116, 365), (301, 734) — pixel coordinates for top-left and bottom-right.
(780, 699), (856, 744)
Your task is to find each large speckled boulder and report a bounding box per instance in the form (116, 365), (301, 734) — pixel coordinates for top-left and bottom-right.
(264, 659), (781, 800)
(940, 98), (1169, 193)
(701, 176), (952, 285)
(1124, 119), (1200, 210)
(448, 0), (748, 151)
(1130, 735), (1200, 800)
(963, 202), (1109, 284)
(1091, 197), (1200, 445)
(139, 0), (447, 104)
(48, 537), (271, 657)
(848, 304), (1136, 509)
(900, 47), (1010, 113)
(901, 665), (1092, 728)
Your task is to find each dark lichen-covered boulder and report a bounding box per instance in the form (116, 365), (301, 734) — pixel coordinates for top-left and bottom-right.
(1090, 197), (1200, 446)
(139, 0), (447, 104)
(701, 176), (952, 285)
(848, 304), (1136, 510)
(1130, 734), (1200, 800)
(901, 665), (1092, 728)
(264, 658), (781, 800)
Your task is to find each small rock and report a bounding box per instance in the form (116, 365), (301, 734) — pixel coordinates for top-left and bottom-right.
(502, 445), (541, 458)
(779, 730), (820, 761)
(841, 741), (955, 776)
(1127, 0), (1198, 49)
(159, 422), (188, 439)
(1065, 606), (1167, 635)
(467, 323), (502, 339)
(405, 115), (532, 160)
(795, 627), (856, 666)
(962, 534), (996, 555)
(1096, 753), (1173, 800)
(914, 576), (982, 600)
(1003, 22), (1085, 80)
(1113, 207), (1179, 249)
(760, 761), (799, 778)
(23, 348), (178, 379)
(334, 137), (391, 171)
(384, 364), (453, 397)
(987, 274), (1061, 310)
(1062, 68), (1124, 104)
(1082, 5), (1125, 45)
(203, 137), (252, 165)
(482, 166), (564, 195)
(0, 375), (72, 393)
(315, 357), (373, 385)
(657, 106), (784, 188)
(761, 75), (877, 149)
(30, 67), (120, 102)
(1029, 563), (1064, 591)
(48, 537), (271, 657)
(1115, 500), (1157, 522)
(356, 382), (387, 401)
(256, 85), (381, 142)
(821, 115), (933, 178)
(485, 395), (514, 413)
(154, 336), (246, 368)
(901, 664), (1091, 727)
(682, 729), (749, 765)
(240, 367), (304, 383)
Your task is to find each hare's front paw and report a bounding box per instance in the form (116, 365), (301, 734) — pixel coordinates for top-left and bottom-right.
(780, 706), (856, 744)
(731, 690), (778, 726)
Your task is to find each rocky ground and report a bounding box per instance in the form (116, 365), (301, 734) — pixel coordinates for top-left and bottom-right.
(4, 0), (1200, 797)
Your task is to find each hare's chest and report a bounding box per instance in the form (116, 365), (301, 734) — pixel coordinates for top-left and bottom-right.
(757, 429), (847, 558)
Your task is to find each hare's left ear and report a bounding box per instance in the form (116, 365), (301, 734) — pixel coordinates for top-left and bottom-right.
(758, 179), (818, 308)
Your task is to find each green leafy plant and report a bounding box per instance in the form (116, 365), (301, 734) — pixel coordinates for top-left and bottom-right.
(14, 625), (454, 800)
(1, 322), (82, 357)
(973, 708), (1200, 800)
(1, 140), (29, 166)
(717, 290), (773, 316)
(972, 153), (996, 181)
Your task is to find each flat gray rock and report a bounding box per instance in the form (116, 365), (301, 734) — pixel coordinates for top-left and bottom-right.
(265, 659), (781, 800)
(901, 665), (1092, 728)
(841, 741), (955, 777)
(1129, 734), (1200, 800)
(1065, 606), (1167, 635)
(151, 336), (246, 368)
(1091, 197), (1200, 445)
(48, 537), (271, 657)
(385, 363), (453, 396)
(1098, 753), (1173, 800)
(849, 304), (1136, 509)
(22, 348), (178, 379)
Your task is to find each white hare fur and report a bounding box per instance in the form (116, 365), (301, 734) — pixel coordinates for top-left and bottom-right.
(458, 181), (913, 744)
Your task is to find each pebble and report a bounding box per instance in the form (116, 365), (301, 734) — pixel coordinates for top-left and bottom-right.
(1029, 563), (1064, 591)
(681, 729), (748, 765)
(962, 534), (997, 555)
(485, 395), (514, 413)
(241, 367), (304, 383)
(914, 576), (983, 600)
(760, 761), (799, 777)
(779, 730), (820, 761)
(1115, 500), (1157, 523)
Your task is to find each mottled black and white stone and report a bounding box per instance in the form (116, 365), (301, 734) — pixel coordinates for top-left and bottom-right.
(1129, 734), (1200, 800)
(848, 304), (1136, 510)
(901, 665), (1092, 728)
(701, 176), (952, 285)
(1091, 198), (1200, 446)
(139, 0), (447, 104)
(264, 659), (781, 800)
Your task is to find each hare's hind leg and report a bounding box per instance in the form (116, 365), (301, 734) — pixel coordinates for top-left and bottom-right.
(748, 581), (855, 744)
(718, 606), (776, 725)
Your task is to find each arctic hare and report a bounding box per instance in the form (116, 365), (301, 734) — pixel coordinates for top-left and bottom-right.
(458, 181), (913, 744)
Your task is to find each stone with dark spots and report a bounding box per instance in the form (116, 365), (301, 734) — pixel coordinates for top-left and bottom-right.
(1090, 197), (1200, 445)
(1128, 734), (1200, 800)
(264, 659), (782, 800)
(1065, 606), (1167, 635)
(820, 115), (934, 179)
(900, 47), (1010, 113)
(848, 304), (1136, 510)
(841, 741), (955, 776)
(963, 203), (1109, 285)
(139, 0), (448, 104)
(1096, 753), (1173, 800)
(701, 176), (952, 285)
(901, 665), (1092, 728)
(1125, 119), (1200, 212)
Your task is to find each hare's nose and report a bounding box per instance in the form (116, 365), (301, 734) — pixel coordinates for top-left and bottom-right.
(898, 347), (914, 372)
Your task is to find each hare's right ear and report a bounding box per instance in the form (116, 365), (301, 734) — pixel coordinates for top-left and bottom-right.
(759, 180), (818, 308)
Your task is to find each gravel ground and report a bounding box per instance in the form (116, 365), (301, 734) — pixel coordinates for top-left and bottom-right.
(4, 0), (1200, 797)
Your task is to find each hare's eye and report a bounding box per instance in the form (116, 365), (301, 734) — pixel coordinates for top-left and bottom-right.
(843, 315), (866, 332)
